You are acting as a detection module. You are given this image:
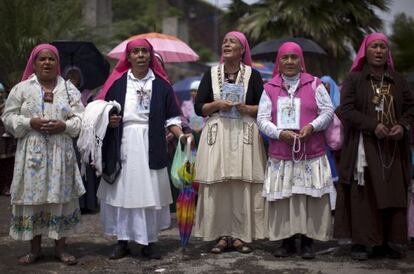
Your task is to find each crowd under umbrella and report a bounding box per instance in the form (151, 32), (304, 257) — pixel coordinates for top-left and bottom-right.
(107, 32), (199, 63)
(251, 37), (327, 60)
(173, 76), (202, 103)
(252, 62), (274, 83)
(51, 41), (110, 213)
(251, 37), (329, 76)
(51, 41), (110, 90)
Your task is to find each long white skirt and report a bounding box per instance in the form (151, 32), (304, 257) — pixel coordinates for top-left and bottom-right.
(100, 203), (170, 245)
(97, 123), (172, 244)
(194, 181), (265, 243)
(10, 198), (81, 241)
(263, 156), (333, 241)
(195, 115), (266, 184)
(263, 156), (334, 200)
(266, 194), (332, 241)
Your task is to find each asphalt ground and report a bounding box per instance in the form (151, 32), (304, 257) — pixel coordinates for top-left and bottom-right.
(1, 195), (414, 273)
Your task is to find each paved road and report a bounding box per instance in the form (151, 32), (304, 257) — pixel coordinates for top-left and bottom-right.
(0, 196), (413, 273)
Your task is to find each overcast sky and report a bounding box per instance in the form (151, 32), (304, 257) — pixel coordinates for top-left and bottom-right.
(206, 0), (414, 34)
(376, 0), (414, 34)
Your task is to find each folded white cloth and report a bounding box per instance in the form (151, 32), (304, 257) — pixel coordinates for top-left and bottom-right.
(77, 100), (121, 176)
(353, 132), (367, 186)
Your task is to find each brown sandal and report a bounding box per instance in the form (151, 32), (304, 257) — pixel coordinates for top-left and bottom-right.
(55, 252), (77, 265)
(232, 238), (252, 254)
(211, 236), (230, 254)
(18, 252), (44, 265)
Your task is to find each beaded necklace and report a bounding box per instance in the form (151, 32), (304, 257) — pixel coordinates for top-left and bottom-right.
(131, 74), (152, 112)
(370, 75), (397, 172)
(370, 76), (396, 126)
(217, 63), (246, 94)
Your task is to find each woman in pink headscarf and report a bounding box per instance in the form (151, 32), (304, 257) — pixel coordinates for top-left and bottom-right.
(1, 44), (85, 265)
(334, 33), (414, 260)
(257, 42), (334, 259)
(95, 38), (190, 260)
(193, 31), (266, 254)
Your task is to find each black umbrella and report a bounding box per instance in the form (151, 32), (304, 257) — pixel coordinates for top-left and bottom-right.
(51, 41), (110, 90)
(251, 37), (327, 61)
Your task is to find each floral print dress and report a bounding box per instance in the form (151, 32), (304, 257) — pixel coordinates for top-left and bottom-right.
(1, 74), (85, 240)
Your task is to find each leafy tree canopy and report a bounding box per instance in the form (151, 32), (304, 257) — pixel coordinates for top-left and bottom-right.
(225, 0), (391, 59)
(0, 0), (89, 87)
(390, 13), (414, 74)
(112, 0), (183, 41)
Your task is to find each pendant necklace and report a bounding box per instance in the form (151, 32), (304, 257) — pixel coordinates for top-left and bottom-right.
(133, 77), (151, 111)
(370, 74), (384, 106)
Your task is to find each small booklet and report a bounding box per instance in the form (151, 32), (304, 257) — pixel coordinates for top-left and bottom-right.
(277, 97), (301, 130)
(220, 83), (244, 119)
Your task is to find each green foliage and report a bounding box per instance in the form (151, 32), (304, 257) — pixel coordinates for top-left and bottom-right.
(390, 13), (414, 73)
(224, 0), (391, 79)
(112, 0), (159, 40)
(111, 0), (213, 63)
(227, 0), (390, 58)
(0, 0), (88, 87)
(112, 0), (183, 41)
(223, 0), (250, 29)
(189, 41), (214, 62)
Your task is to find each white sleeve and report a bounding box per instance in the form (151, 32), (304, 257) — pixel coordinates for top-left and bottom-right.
(64, 81), (85, 138)
(165, 116), (182, 128)
(1, 85), (32, 138)
(257, 91), (282, 139)
(309, 83), (334, 131)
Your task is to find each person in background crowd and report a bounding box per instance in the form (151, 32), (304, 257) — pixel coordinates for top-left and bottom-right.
(63, 66), (99, 214)
(321, 75), (341, 210)
(321, 76), (341, 110)
(64, 66), (94, 106)
(258, 42), (334, 259)
(181, 79), (205, 146)
(193, 31), (266, 254)
(334, 32), (414, 260)
(0, 83), (17, 196)
(409, 125), (414, 240)
(95, 38), (191, 260)
(154, 51), (193, 213)
(181, 80), (199, 119)
(1, 44), (85, 265)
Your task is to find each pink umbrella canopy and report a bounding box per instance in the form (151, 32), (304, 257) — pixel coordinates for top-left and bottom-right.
(107, 32), (199, 63)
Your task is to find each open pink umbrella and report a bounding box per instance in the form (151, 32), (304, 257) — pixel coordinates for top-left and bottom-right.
(107, 32), (199, 63)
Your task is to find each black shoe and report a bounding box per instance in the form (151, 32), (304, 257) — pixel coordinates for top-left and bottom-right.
(141, 243), (161, 260)
(372, 245), (388, 257)
(273, 236), (296, 257)
(387, 244), (406, 259)
(300, 236), (315, 260)
(351, 244), (368, 261)
(109, 241), (129, 260)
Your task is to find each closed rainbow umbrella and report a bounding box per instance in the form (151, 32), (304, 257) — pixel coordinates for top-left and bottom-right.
(176, 186), (196, 248)
(176, 149), (196, 250)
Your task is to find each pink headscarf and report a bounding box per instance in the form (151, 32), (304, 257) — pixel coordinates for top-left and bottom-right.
(96, 38), (170, 100)
(220, 31), (252, 66)
(21, 44), (61, 81)
(272, 42), (306, 77)
(350, 32), (394, 72)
